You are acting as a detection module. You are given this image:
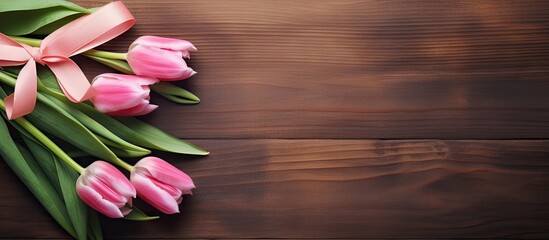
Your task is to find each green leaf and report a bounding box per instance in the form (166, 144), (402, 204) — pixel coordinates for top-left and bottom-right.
(21, 136), (62, 195)
(0, 7), (82, 35)
(23, 135), (91, 240)
(0, 0), (91, 36)
(54, 154), (88, 240)
(27, 99), (120, 161)
(0, 0), (89, 12)
(119, 117), (209, 155)
(32, 13), (82, 35)
(107, 143), (152, 158)
(50, 96), (209, 156)
(0, 85), (120, 162)
(50, 138), (90, 158)
(1, 66), (22, 76)
(0, 117), (77, 238)
(33, 67), (208, 156)
(87, 208), (103, 240)
(124, 206), (159, 221)
(43, 94), (151, 156)
(36, 66), (62, 91)
(151, 82), (201, 104)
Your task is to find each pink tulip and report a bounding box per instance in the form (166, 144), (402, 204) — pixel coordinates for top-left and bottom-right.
(126, 36), (197, 81)
(76, 161), (136, 218)
(130, 157), (195, 214)
(90, 73), (159, 116)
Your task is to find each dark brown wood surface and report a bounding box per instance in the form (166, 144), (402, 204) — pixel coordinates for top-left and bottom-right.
(1, 0), (549, 239)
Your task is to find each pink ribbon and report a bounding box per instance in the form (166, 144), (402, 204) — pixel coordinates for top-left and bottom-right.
(0, 1), (135, 120)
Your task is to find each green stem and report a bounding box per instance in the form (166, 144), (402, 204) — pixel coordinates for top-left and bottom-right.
(9, 36), (42, 47)
(0, 71), (16, 86)
(84, 55), (134, 74)
(114, 158), (134, 172)
(0, 71), (66, 100)
(0, 100), (85, 174)
(8, 36), (128, 60)
(85, 50), (127, 60)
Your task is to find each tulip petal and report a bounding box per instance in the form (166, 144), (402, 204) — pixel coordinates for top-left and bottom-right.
(135, 157), (195, 192)
(90, 74), (157, 116)
(131, 170), (180, 214)
(85, 175), (128, 207)
(120, 206), (133, 216)
(149, 177), (182, 197)
(182, 188), (194, 196)
(127, 45), (195, 80)
(96, 73), (159, 86)
(107, 101), (158, 116)
(130, 35), (196, 52)
(76, 161), (135, 218)
(91, 78), (149, 112)
(76, 179), (125, 218)
(86, 161), (136, 198)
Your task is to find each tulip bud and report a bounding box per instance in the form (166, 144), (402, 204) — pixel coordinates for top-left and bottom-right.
(130, 157), (195, 214)
(90, 73), (159, 116)
(127, 36), (197, 81)
(76, 161), (136, 218)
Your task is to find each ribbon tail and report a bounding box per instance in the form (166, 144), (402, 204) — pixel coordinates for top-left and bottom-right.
(4, 59), (37, 120)
(48, 59), (94, 102)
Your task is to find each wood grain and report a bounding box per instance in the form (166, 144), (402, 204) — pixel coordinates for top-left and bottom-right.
(1, 0), (549, 239)
(1, 140), (549, 238)
(72, 0), (549, 139)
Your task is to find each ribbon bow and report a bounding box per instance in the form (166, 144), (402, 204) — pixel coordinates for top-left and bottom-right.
(0, 1), (135, 120)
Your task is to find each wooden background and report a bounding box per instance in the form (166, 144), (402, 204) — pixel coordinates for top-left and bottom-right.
(1, 0), (549, 238)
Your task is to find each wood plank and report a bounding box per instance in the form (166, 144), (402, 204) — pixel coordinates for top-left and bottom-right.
(68, 0), (549, 139)
(1, 140), (549, 238)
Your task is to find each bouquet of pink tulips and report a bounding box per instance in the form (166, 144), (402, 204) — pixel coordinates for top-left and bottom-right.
(0, 1), (207, 239)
